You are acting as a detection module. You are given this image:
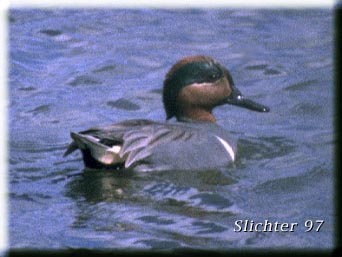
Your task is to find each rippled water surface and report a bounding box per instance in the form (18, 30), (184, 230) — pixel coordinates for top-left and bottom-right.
(9, 9), (334, 250)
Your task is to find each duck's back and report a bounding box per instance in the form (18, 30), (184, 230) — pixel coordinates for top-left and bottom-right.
(64, 119), (236, 172)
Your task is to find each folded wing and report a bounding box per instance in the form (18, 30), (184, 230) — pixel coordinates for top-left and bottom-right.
(64, 119), (198, 169)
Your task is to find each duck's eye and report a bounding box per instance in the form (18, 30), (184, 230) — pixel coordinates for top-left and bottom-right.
(209, 73), (218, 80)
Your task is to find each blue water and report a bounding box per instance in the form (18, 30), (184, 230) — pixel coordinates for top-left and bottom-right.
(8, 9), (334, 250)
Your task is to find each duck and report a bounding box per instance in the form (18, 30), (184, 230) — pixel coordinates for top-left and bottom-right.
(64, 55), (269, 172)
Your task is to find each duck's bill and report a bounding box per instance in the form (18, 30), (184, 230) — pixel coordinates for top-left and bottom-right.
(226, 97), (270, 112)
(224, 88), (270, 112)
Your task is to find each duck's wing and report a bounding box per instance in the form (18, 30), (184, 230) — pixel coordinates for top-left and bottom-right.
(63, 119), (154, 157)
(64, 120), (198, 169)
(120, 124), (197, 168)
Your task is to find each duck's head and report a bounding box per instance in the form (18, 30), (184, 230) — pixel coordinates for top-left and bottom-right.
(163, 55), (270, 123)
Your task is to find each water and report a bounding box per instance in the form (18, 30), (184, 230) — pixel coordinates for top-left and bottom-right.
(8, 9), (334, 250)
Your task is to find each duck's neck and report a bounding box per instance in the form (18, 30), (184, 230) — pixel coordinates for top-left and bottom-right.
(177, 108), (216, 123)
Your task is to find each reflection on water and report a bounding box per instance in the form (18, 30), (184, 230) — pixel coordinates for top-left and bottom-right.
(9, 9), (333, 249)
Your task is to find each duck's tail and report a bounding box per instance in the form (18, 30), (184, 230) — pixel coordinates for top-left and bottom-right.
(64, 132), (89, 157)
(64, 132), (125, 166)
(63, 141), (78, 157)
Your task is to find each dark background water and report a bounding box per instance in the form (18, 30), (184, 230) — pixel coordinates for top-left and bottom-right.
(8, 9), (334, 249)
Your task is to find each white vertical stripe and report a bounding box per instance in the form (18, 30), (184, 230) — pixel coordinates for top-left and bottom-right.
(215, 136), (235, 161)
